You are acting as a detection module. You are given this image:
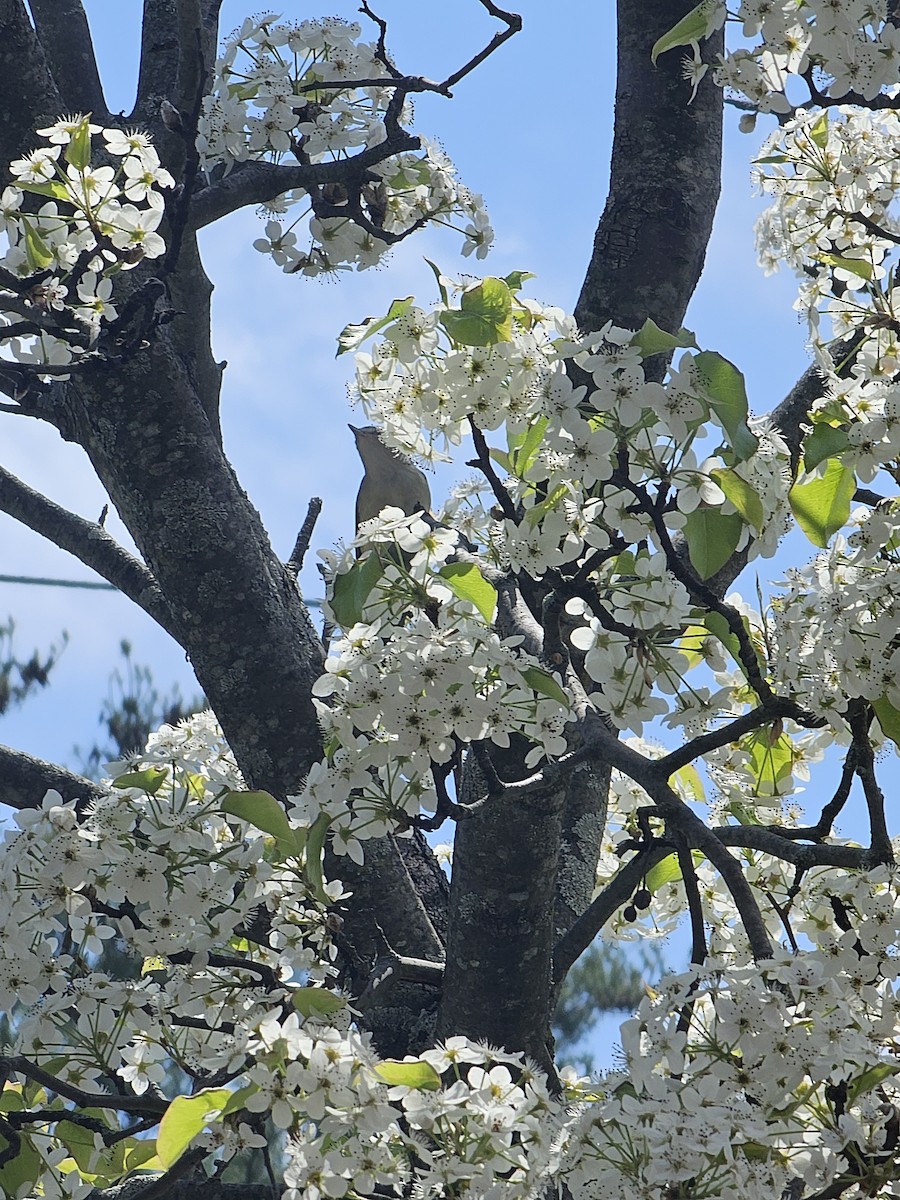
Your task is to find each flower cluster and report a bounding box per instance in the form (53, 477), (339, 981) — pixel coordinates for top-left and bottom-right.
(0, 116), (173, 367)
(1, 712), (341, 1109)
(671, 0), (900, 113)
(300, 511), (570, 857)
(198, 14), (492, 275)
(771, 505), (900, 727)
(341, 272), (792, 742)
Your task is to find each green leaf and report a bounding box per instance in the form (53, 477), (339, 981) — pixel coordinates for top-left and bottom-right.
(683, 507), (743, 579)
(808, 110), (829, 149)
(709, 467), (764, 532)
(612, 549), (636, 577)
(803, 422), (850, 472)
(651, 0), (719, 64)
(521, 665), (569, 706)
(743, 726), (794, 797)
(489, 446), (512, 472)
(816, 252), (874, 281)
(524, 482), (568, 527)
(157, 1089), (233, 1168)
(704, 610), (765, 680)
(220, 1085), (258, 1118)
(509, 416), (549, 476)
(673, 763), (705, 804)
(847, 1062), (900, 1105)
(305, 811), (332, 903)
(22, 218), (54, 271)
(645, 854), (682, 893)
(502, 270), (536, 292)
(17, 180), (72, 203)
(872, 696), (900, 747)
(124, 1139), (163, 1172)
(440, 278), (513, 347)
(789, 457), (855, 548)
(112, 767), (168, 794)
(424, 258), (449, 306)
(221, 789), (296, 855)
(0, 1129), (40, 1196)
(678, 624), (712, 669)
(438, 562), (497, 623)
(374, 1059), (442, 1090)
(336, 296), (414, 355)
(292, 986), (347, 1017)
(64, 116), (93, 172)
(630, 318), (697, 359)
(692, 350), (758, 462)
(329, 554), (384, 628)
(57, 1118), (118, 1176)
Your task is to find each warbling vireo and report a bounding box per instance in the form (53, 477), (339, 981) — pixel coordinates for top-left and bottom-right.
(350, 424), (431, 530)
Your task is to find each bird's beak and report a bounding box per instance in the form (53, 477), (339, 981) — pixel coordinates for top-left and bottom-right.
(348, 423), (360, 435)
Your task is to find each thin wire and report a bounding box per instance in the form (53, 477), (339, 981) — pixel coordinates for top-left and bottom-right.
(0, 574), (323, 606)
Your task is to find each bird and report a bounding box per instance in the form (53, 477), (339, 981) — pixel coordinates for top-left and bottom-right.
(349, 424), (431, 531)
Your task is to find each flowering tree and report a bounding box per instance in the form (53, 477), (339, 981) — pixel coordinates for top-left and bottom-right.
(5, 1), (900, 1198)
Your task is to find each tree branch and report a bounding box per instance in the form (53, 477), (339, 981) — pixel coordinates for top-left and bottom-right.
(27, 0), (106, 118)
(133, 0), (181, 125)
(0, 0), (63, 172)
(0, 744), (107, 811)
(188, 139), (420, 231)
(574, 0), (723, 348)
(0, 463), (180, 640)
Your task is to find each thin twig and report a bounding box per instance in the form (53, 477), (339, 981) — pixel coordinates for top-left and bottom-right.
(286, 497), (323, 576)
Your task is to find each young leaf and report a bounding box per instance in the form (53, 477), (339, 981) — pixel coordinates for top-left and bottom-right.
(521, 665), (569, 706)
(17, 180), (71, 203)
(292, 986), (347, 1017)
(64, 116), (93, 172)
(374, 1059), (442, 1090)
(872, 696), (900, 748)
(808, 110), (829, 149)
(743, 727), (794, 797)
(683, 507), (743, 579)
(424, 258), (449, 305)
(645, 854), (682, 893)
(157, 1089), (233, 1168)
(502, 270), (536, 292)
(815, 252), (874, 282)
(221, 789), (296, 855)
(630, 318), (697, 359)
(336, 296), (414, 355)
(803, 422), (850, 472)
(651, 0), (719, 64)
(440, 277), (513, 346)
(305, 810), (332, 903)
(329, 554), (384, 628)
(709, 467), (764, 532)
(673, 763), (705, 804)
(704, 609), (765, 680)
(438, 562), (498, 623)
(678, 624), (713, 669)
(524, 483), (568, 527)
(509, 416), (549, 476)
(112, 767), (168, 794)
(22, 219), (54, 271)
(789, 457), (855, 548)
(692, 350), (759, 461)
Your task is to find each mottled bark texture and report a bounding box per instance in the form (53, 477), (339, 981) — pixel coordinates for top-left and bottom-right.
(438, 0), (723, 1061)
(575, 0), (724, 341)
